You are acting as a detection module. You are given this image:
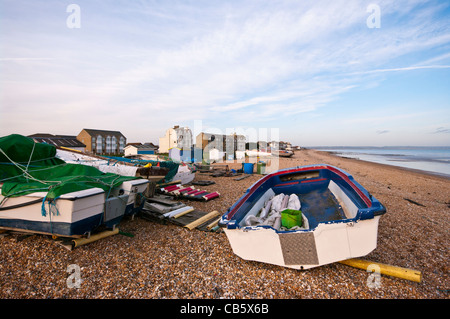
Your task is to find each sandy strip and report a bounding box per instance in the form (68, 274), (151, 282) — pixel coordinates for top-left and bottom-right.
(0, 149), (448, 300)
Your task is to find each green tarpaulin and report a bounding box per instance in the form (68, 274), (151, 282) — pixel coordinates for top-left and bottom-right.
(0, 134), (141, 200)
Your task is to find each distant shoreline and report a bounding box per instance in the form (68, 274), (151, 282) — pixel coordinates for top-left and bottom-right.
(311, 148), (450, 180)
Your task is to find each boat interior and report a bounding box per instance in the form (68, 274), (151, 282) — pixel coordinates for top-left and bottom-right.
(234, 167), (369, 231)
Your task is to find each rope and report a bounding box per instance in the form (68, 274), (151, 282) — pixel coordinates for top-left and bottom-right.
(25, 142), (36, 175)
(0, 147), (50, 185)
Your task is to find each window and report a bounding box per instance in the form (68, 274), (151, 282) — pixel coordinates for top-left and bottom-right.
(119, 136), (125, 153)
(111, 136), (117, 153)
(96, 135), (103, 153)
(106, 136), (111, 153)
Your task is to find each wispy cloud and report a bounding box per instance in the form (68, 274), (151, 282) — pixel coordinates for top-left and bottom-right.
(347, 65), (450, 76)
(433, 127), (450, 134)
(1, 0), (449, 144)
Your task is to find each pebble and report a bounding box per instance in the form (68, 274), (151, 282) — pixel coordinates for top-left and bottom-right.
(0, 150), (448, 299)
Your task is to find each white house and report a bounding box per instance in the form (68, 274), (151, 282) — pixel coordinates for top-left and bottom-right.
(124, 143), (158, 157)
(159, 125), (193, 153)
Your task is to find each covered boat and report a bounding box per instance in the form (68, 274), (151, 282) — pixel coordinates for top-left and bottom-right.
(219, 165), (386, 269)
(0, 134), (148, 237)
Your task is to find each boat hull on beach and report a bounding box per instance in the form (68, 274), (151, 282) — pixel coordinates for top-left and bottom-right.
(0, 179), (150, 237)
(0, 134), (149, 238)
(219, 164), (386, 269)
(110, 179), (150, 217)
(0, 187), (105, 237)
(272, 150), (294, 157)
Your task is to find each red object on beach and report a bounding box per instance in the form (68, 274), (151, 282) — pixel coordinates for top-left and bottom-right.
(163, 185), (181, 193)
(190, 190), (207, 197)
(186, 189), (200, 195)
(175, 187), (195, 194)
(162, 184), (180, 191)
(203, 192), (220, 201)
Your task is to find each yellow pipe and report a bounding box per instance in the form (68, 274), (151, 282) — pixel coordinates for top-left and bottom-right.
(338, 258), (422, 283)
(184, 211), (220, 230)
(72, 228), (119, 248)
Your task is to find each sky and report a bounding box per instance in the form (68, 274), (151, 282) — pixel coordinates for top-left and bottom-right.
(0, 0), (449, 147)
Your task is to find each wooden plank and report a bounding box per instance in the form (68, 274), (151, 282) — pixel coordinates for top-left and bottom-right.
(184, 211), (220, 230)
(168, 210), (207, 227)
(206, 217), (221, 230)
(173, 208), (195, 218)
(338, 258), (422, 283)
(146, 195), (183, 206)
(0, 226), (83, 238)
(144, 202), (186, 214)
(234, 174), (251, 181)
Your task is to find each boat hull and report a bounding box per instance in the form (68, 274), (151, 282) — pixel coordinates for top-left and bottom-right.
(0, 188), (105, 237)
(220, 164), (386, 269)
(224, 215), (381, 269)
(111, 179), (149, 216)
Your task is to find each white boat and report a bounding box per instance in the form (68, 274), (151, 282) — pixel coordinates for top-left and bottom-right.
(0, 187), (106, 237)
(0, 134), (149, 237)
(57, 149), (195, 185)
(109, 178), (150, 217)
(219, 165), (387, 270)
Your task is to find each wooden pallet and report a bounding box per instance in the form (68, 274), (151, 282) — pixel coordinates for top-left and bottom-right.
(140, 195), (222, 232)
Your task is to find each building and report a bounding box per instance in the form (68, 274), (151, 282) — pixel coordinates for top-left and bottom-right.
(76, 129), (126, 155)
(159, 125), (193, 153)
(196, 132), (246, 162)
(124, 143), (158, 157)
(268, 140), (292, 151)
(29, 133), (86, 152)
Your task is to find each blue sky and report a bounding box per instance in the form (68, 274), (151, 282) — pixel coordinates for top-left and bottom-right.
(1, 0), (449, 146)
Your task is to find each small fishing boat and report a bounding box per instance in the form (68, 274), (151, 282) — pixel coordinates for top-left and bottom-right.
(272, 149), (294, 157)
(110, 178), (151, 217)
(0, 134), (148, 237)
(219, 164), (386, 269)
(0, 187), (106, 237)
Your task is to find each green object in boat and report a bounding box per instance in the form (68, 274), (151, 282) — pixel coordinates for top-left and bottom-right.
(281, 209), (303, 229)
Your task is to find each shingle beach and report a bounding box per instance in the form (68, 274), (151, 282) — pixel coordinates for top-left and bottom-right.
(1, 149), (448, 300)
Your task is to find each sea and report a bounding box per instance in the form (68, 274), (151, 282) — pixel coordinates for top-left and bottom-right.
(310, 146), (450, 178)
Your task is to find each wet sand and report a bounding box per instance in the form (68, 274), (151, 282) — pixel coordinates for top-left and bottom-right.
(0, 149), (448, 300)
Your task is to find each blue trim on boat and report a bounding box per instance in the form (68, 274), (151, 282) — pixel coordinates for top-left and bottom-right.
(0, 213), (104, 236)
(220, 165), (386, 231)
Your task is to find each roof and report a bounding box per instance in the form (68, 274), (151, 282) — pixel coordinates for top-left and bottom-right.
(81, 128), (125, 137)
(29, 134), (86, 148)
(125, 143), (158, 150)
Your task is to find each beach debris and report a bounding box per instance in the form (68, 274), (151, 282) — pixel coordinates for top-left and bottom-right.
(163, 206), (195, 218)
(158, 184), (220, 202)
(183, 210), (221, 230)
(55, 228), (120, 251)
(141, 193), (221, 232)
(192, 180), (215, 186)
(404, 198), (426, 207)
(140, 194), (222, 232)
(234, 174), (251, 181)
